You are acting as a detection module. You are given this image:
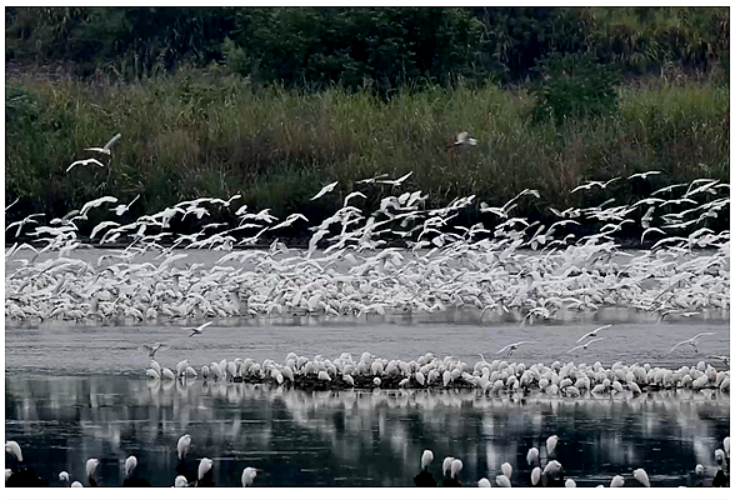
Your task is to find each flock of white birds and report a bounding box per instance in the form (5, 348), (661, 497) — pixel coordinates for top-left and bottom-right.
(144, 349), (731, 395)
(4, 140), (731, 487)
(4, 168), (730, 325)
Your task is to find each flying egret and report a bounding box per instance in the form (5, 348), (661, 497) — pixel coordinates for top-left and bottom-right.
(66, 158), (105, 172)
(496, 341), (534, 356)
(6, 213), (44, 238)
(577, 324), (612, 343)
(628, 171), (661, 180)
(85, 133), (122, 155)
(141, 343), (165, 359)
(376, 171), (413, 187)
(311, 181), (338, 201)
(187, 321), (213, 337)
(451, 131), (478, 150)
(668, 332), (717, 354)
(111, 195), (141, 216)
(567, 337), (605, 354)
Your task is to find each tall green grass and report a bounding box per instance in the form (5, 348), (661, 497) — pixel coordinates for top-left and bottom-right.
(5, 69), (729, 230)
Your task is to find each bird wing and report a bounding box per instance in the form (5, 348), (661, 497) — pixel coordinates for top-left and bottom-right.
(84, 147), (109, 154)
(66, 160), (83, 172)
(567, 345), (583, 353)
(394, 171), (413, 184)
(691, 332), (716, 341)
(103, 133), (122, 151)
(577, 332), (593, 343)
(592, 324), (612, 335)
(311, 182), (338, 201)
(496, 345), (510, 354)
(126, 194), (141, 209)
(199, 321), (213, 330)
(668, 340), (689, 353)
(586, 337), (604, 346)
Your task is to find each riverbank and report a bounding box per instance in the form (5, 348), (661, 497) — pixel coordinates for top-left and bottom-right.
(6, 69), (729, 234)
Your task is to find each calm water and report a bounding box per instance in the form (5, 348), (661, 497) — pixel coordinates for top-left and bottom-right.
(5, 318), (731, 376)
(5, 317), (732, 487)
(5, 375), (730, 487)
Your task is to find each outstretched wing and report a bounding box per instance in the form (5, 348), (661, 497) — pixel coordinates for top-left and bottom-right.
(668, 340), (689, 354)
(691, 332), (716, 342)
(567, 345), (583, 354)
(496, 345), (510, 354)
(577, 332), (593, 343)
(103, 133), (122, 151)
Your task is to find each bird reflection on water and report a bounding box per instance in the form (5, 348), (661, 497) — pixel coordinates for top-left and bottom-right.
(4, 376), (730, 487)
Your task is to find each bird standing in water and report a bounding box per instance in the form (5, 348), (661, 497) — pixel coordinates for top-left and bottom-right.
(442, 458), (462, 487)
(713, 449), (729, 487)
(413, 450), (436, 486)
(122, 455), (151, 487)
(197, 458), (215, 487)
(5, 441), (47, 487)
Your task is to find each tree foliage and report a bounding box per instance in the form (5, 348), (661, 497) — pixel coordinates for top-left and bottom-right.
(5, 7), (729, 88)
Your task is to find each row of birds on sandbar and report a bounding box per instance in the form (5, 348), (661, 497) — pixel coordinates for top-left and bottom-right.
(7, 433), (729, 487)
(143, 348), (730, 396)
(5, 140), (729, 325)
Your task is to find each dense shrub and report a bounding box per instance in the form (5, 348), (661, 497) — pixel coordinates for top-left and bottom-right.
(5, 7), (729, 87)
(532, 52), (621, 124)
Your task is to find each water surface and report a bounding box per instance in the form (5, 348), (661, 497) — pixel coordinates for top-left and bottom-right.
(5, 376), (729, 487)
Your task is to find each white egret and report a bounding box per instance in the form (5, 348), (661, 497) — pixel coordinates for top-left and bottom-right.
(187, 321), (213, 337)
(66, 158), (105, 172)
(85, 133), (122, 155)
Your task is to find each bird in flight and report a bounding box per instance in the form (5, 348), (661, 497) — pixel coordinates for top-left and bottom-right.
(85, 133), (122, 156)
(376, 171), (413, 187)
(570, 177), (621, 193)
(187, 321), (213, 337)
(668, 332), (716, 354)
(6, 213), (44, 238)
(496, 341), (534, 356)
(451, 131), (478, 149)
(311, 181), (338, 201)
(66, 158), (105, 172)
(142, 342), (166, 359)
(577, 324), (612, 343)
(355, 173), (389, 185)
(111, 194), (141, 216)
(567, 337), (605, 354)
(628, 171), (662, 180)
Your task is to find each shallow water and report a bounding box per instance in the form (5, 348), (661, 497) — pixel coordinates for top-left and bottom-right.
(5, 316), (731, 487)
(5, 319), (730, 376)
(4, 375), (730, 487)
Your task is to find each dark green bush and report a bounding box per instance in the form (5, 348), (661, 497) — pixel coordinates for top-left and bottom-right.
(532, 52), (621, 124)
(6, 7), (728, 88)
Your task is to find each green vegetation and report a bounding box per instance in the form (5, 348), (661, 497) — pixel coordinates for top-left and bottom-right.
(6, 69), (729, 231)
(4, 7), (729, 238)
(6, 7), (729, 86)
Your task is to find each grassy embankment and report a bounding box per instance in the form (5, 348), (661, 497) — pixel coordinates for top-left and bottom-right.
(5, 70), (730, 242)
